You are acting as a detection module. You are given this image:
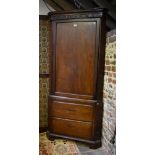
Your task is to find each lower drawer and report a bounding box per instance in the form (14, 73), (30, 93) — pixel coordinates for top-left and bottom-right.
(48, 117), (92, 140)
(48, 101), (93, 121)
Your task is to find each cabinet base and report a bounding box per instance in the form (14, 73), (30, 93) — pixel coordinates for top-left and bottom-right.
(46, 130), (102, 149)
(89, 141), (102, 149)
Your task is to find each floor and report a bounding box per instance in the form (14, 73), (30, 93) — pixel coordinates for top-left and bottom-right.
(39, 130), (115, 155)
(76, 142), (109, 155)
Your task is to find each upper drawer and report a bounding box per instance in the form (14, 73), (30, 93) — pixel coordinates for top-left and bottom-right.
(48, 101), (93, 122)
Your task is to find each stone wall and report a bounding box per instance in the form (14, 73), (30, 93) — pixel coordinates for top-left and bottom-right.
(102, 29), (116, 155)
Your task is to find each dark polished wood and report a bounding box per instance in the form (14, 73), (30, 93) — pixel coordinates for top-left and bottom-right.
(39, 15), (49, 20)
(39, 73), (49, 78)
(47, 8), (107, 149)
(48, 117), (92, 140)
(49, 95), (97, 105)
(55, 21), (96, 96)
(48, 8), (107, 21)
(48, 101), (93, 121)
(47, 130), (101, 145)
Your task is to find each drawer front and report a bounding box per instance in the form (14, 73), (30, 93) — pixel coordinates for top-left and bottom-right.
(48, 117), (92, 140)
(48, 101), (93, 122)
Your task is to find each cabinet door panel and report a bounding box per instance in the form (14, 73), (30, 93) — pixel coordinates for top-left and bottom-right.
(55, 22), (97, 96)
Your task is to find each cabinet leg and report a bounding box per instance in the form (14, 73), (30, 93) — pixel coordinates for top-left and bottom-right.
(49, 137), (55, 141)
(47, 135), (55, 141)
(89, 141), (102, 149)
(46, 131), (55, 141)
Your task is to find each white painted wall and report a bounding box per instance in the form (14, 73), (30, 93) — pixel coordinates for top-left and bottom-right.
(39, 0), (55, 15)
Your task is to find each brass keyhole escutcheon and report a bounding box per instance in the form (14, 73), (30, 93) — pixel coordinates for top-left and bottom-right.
(73, 23), (77, 27)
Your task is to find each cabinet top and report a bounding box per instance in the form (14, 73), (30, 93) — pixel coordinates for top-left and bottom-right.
(48, 8), (107, 21)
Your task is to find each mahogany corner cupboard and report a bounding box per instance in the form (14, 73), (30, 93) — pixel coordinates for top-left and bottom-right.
(47, 8), (107, 149)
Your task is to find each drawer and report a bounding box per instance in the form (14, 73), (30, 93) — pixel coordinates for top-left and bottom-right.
(48, 117), (92, 140)
(48, 101), (93, 122)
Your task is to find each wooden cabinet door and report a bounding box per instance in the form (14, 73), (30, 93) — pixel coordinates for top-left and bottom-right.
(51, 20), (100, 100)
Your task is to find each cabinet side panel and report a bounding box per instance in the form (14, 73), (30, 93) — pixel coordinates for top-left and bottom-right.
(55, 21), (97, 96)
